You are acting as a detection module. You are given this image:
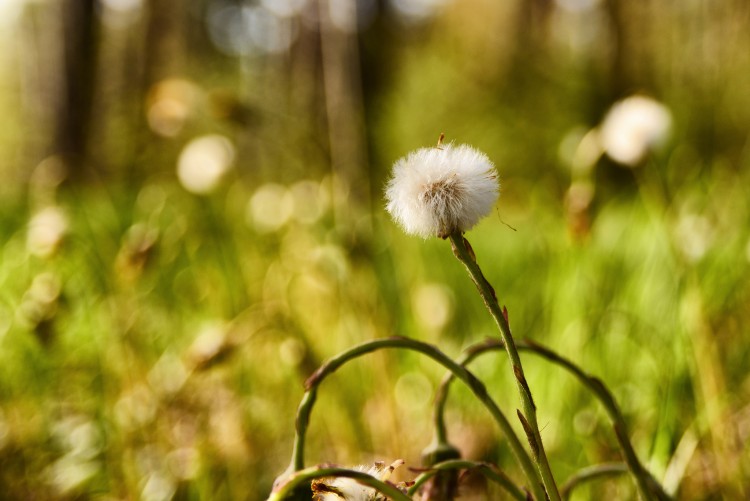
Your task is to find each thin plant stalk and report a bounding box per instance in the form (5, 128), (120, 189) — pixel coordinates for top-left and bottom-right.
(448, 232), (561, 501)
(434, 337), (669, 501)
(268, 466), (412, 501)
(518, 339), (667, 501)
(279, 336), (546, 501)
(407, 459), (526, 501)
(560, 463), (628, 499)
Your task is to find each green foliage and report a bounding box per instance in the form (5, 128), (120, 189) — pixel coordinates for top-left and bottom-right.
(1, 0), (750, 499)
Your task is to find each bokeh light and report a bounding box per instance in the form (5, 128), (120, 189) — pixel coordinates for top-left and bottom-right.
(26, 207), (68, 258)
(176, 134), (235, 195)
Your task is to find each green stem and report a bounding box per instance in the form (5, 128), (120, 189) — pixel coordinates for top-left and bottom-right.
(268, 466), (412, 501)
(560, 462), (628, 499)
(407, 459), (526, 501)
(280, 336), (546, 501)
(448, 232), (561, 501)
(519, 339), (665, 501)
(291, 390), (317, 471)
(436, 338), (669, 501)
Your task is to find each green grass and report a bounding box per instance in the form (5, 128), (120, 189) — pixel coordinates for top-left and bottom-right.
(1, 153), (748, 499)
(2, 2), (750, 498)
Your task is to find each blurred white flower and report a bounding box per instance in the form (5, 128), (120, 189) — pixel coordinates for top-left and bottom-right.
(312, 460), (405, 501)
(247, 183), (294, 232)
(385, 143), (499, 238)
(27, 206), (68, 258)
(177, 135), (235, 195)
(600, 95), (672, 167)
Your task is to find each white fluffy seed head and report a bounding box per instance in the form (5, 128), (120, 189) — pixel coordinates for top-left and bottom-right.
(599, 96), (672, 167)
(385, 144), (499, 238)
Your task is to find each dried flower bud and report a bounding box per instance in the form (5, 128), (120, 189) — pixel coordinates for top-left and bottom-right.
(312, 460), (405, 501)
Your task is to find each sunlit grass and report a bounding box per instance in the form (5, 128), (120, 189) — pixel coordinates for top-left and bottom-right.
(1, 148), (747, 499)
(1, 1), (750, 497)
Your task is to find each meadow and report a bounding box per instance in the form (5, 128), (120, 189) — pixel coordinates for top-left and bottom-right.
(0, 1), (749, 499)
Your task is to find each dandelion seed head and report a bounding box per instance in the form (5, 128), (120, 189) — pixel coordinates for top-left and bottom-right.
(600, 96), (672, 167)
(385, 144), (499, 238)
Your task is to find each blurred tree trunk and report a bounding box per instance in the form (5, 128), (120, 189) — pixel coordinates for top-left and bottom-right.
(317, 0), (372, 241)
(126, 0), (185, 182)
(510, 0), (552, 74)
(358, 0), (400, 186)
(55, 0), (99, 181)
(143, 0), (185, 86)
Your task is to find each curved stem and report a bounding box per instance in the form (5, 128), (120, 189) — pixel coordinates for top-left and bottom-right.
(407, 459), (526, 501)
(268, 466), (411, 501)
(518, 339), (667, 501)
(435, 338), (670, 501)
(291, 390), (317, 471)
(282, 336), (546, 501)
(448, 232), (561, 501)
(560, 462), (628, 499)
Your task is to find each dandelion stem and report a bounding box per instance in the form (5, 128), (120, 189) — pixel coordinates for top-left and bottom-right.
(434, 337), (670, 501)
(448, 232), (561, 501)
(281, 337), (546, 501)
(268, 466), (412, 501)
(517, 339), (666, 501)
(407, 459), (526, 500)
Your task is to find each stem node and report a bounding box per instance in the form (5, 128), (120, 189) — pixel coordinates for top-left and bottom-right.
(513, 365), (536, 411)
(517, 410), (539, 459)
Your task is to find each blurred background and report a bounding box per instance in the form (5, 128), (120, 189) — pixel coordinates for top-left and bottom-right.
(0, 0), (749, 499)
